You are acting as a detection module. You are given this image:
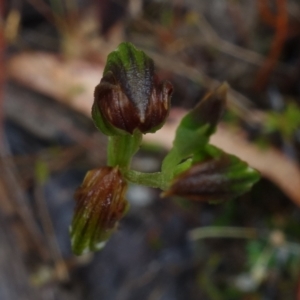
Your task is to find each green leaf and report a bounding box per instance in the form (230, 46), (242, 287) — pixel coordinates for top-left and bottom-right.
(174, 83), (227, 155)
(162, 83), (228, 173)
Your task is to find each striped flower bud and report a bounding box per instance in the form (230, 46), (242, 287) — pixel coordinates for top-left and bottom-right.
(163, 152), (260, 203)
(92, 42), (173, 136)
(70, 167), (128, 255)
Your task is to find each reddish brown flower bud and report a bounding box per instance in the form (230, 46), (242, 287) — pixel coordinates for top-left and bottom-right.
(92, 42), (173, 135)
(70, 167), (128, 255)
(163, 152), (260, 202)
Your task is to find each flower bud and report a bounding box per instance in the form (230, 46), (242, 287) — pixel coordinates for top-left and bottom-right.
(92, 42), (173, 135)
(70, 167), (128, 255)
(163, 152), (259, 203)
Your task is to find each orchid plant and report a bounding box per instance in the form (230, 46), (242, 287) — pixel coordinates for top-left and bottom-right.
(70, 42), (260, 255)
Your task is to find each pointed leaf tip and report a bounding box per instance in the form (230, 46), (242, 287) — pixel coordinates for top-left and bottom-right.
(170, 82), (228, 159)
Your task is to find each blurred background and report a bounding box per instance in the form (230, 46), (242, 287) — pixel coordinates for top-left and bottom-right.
(1, 0), (300, 299)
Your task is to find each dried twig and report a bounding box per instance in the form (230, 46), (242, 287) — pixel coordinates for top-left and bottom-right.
(0, 0), (5, 142)
(0, 0), (49, 262)
(0, 140), (49, 260)
(33, 180), (69, 282)
(143, 49), (264, 125)
(255, 0), (289, 90)
(133, 14), (292, 72)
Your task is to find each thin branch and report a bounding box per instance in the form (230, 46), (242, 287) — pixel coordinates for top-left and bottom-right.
(143, 48), (263, 125)
(0, 0), (5, 142)
(255, 0), (288, 90)
(33, 180), (69, 282)
(0, 140), (49, 260)
(189, 226), (259, 241)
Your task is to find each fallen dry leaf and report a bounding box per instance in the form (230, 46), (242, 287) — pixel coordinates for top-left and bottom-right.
(7, 52), (300, 207)
(8, 52), (104, 116)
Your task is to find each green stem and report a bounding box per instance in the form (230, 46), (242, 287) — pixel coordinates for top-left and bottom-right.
(107, 131), (142, 169)
(124, 170), (169, 190)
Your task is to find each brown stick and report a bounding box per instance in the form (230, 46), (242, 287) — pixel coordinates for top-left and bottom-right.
(255, 0), (288, 90)
(0, 0), (5, 142)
